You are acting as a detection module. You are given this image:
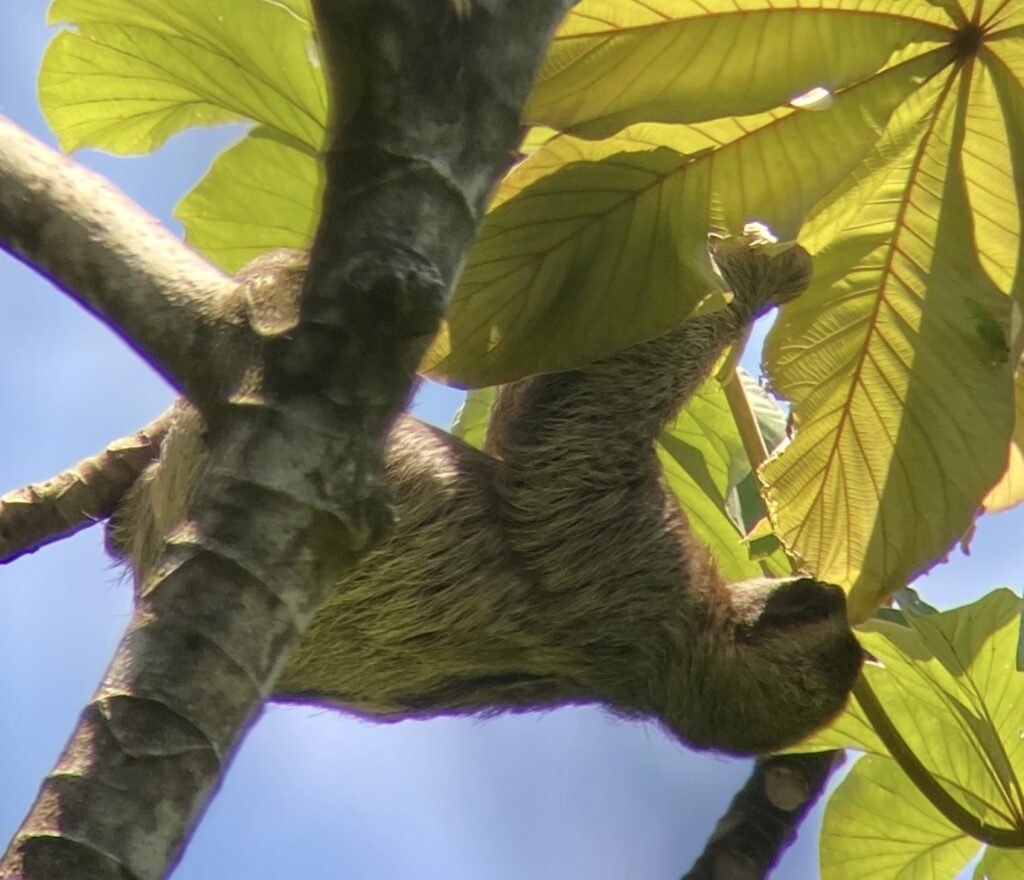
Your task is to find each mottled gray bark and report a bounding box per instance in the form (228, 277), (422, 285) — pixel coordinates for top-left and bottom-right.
(0, 2), (574, 878)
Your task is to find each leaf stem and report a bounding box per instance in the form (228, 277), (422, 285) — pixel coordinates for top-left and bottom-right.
(853, 674), (1024, 848)
(718, 340), (800, 573)
(722, 367), (769, 472)
(717, 324), (771, 484)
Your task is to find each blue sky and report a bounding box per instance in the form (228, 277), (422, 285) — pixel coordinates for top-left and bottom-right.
(2, 3), (1022, 878)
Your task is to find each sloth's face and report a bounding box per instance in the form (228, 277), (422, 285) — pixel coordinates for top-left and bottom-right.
(664, 577), (863, 755)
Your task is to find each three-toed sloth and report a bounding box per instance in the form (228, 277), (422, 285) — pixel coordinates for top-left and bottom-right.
(109, 244), (861, 756)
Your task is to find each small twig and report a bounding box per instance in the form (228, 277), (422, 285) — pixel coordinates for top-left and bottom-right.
(0, 410), (172, 564)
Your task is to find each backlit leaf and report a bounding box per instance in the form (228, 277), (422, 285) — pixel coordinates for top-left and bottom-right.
(804, 592), (1024, 845)
(41, 0), (325, 154)
(421, 147), (722, 386)
(820, 754), (980, 880)
(984, 367), (1024, 513)
(428, 52), (942, 386)
(176, 127), (321, 272)
(762, 53), (1018, 619)
(528, 0), (953, 138)
(450, 387), (497, 451)
(975, 847), (1024, 879)
(659, 374), (791, 581)
(814, 591), (1024, 877)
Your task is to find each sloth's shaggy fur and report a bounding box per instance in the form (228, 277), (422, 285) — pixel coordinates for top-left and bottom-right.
(109, 246), (861, 755)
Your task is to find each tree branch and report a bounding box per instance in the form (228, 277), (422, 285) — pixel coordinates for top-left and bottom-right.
(681, 751), (843, 880)
(0, 410), (171, 564)
(0, 3), (574, 878)
(0, 116), (242, 395)
(294, 0), (578, 454)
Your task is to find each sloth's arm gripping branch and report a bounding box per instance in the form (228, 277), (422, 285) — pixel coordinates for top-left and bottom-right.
(488, 305), (747, 478)
(489, 242), (813, 497)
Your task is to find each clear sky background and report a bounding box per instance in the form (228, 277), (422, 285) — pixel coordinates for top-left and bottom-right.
(2, 4), (1022, 879)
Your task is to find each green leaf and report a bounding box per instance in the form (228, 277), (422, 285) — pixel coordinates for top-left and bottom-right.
(659, 375), (790, 581)
(803, 590), (1024, 847)
(176, 127), (321, 272)
(429, 51), (942, 388)
(892, 592), (1024, 812)
(422, 147), (722, 386)
(450, 387), (498, 451)
(971, 44), (1024, 301)
(41, 0), (325, 154)
(975, 847), (1024, 879)
(820, 754), (980, 880)
(758, 17), (1024, 616)
(984, 360), (1024, 514)
(762, 57), (1019, 619)
(528, 0), (955, 138)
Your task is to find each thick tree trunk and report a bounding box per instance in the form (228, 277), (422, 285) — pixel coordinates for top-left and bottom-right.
(0, 3), (574, 877)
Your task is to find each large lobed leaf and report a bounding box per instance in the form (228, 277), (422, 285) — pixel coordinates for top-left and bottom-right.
(799, 590), (1024, 879)
(526, 0), (953, 138)
(426, 48), (948, 385)
(762, 25), (1023, 619)
(41, 0), (325, 155)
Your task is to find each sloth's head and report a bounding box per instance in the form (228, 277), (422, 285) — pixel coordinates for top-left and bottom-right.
(664, 576), (863, 755)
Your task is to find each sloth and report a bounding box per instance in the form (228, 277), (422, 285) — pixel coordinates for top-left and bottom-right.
(108, 242), (862, 756)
